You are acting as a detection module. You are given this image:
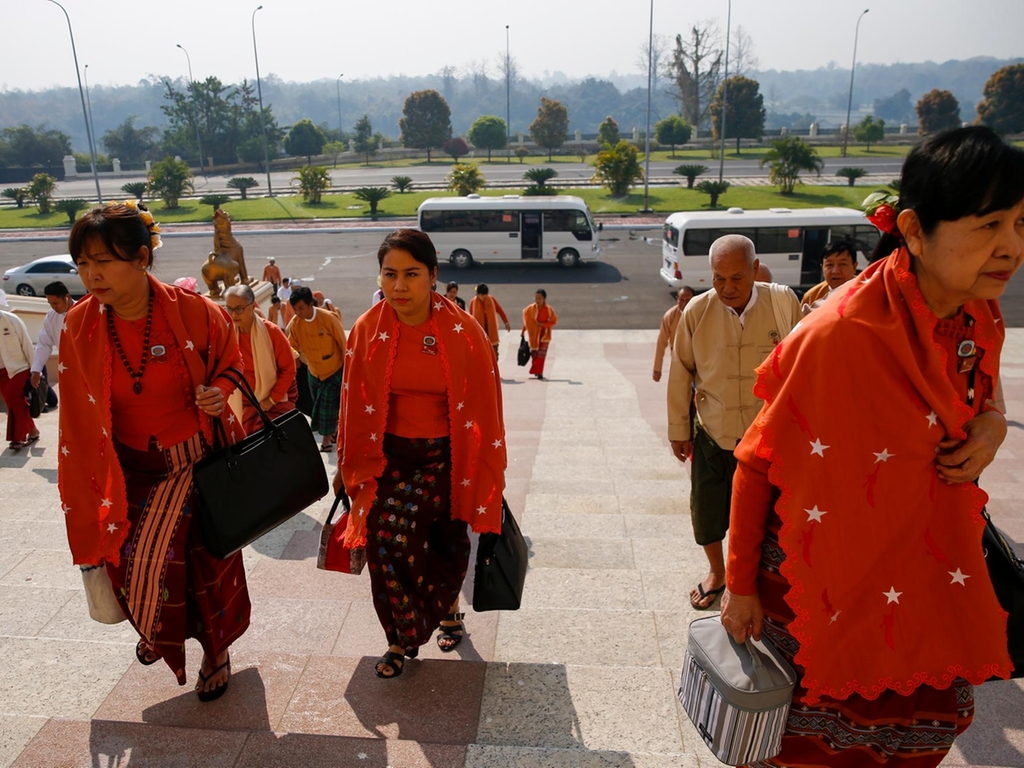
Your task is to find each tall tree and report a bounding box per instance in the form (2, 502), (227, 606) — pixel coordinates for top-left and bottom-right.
(654, 115), (692, 156)
(284, 119), (327, 164)
(709, 76), (765, 154)
(400, 89), (452, 162)
(730, 26), (759, 77)
(916, 89), (962, 135)
(668, 22), (723, 133)
(467, 115), (507, 162)
(352, 114), (378, 166)
(853, 115), (885, 151)
(101, 117), (159, 164)
(597, 116), (621, 147)
(0, 124), (71, 167)
(529, 97), (569, 161)
(635, 34), (670, 98)
(976, 64), (1024, 135)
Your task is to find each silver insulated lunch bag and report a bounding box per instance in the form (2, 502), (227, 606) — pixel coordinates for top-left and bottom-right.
(678, 615), (796, 766)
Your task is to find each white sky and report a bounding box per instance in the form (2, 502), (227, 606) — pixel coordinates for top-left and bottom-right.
(3, 0), (1022, 91)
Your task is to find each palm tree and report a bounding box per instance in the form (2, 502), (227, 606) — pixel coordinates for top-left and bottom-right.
(353, 186), (392, 219)
(759, 137), (824, 195)
(293, 165), (331, 204)
(120, 181), (148, 201)
(390, 175), (414, 193)
(54, 199), (87, 225)
(835, 167), (867, 187)
(523, 167), (558, 195)
(227, 177), (259, 200)
(695, 180), (731, 208)
(446, 164), (486, 196)
(673, 164), (709, 189)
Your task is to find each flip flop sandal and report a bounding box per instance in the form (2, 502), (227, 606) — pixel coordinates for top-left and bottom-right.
(690, 583), (725, 611)
(23, 435), (39, 446)
(195, 657), (231, 702)
(8, 442), (24, 452)
(136, 640), (160, 666)
(374, 650), (405, 679)
(436, 612), (466, 652)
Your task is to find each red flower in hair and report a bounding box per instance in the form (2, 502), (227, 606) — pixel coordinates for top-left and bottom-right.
(862, 191), (901, 235)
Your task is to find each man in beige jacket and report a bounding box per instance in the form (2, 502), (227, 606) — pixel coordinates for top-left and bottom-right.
(652, 286), (695, 382)
(667, 235), (800, 609)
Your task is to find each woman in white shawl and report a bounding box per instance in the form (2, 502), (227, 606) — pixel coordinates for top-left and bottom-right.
(223, 285), (298, 434)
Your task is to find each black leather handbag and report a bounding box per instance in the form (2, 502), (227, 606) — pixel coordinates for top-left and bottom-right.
(517, 335), (531, 367)
(193, 369), (329, 559)
(23, 376), (45, 418)
(472, 498), (528, 612)
(982, 508), (1024, 678)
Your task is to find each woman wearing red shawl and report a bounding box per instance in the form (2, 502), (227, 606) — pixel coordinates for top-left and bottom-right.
(332, 229), (506, 679)
(721, 126), (1023, 767)
(60, 202), (250, 703)
(522, 289), (558, 380)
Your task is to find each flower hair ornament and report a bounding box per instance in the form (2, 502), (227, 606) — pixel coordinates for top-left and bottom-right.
(107, 198), (162, 252)
(862, 191), (901, 238)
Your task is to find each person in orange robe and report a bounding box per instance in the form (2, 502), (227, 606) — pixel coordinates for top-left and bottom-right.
(330, 229), (506, 679)
(60, 202), (249, 703)
(721, 127), (1023, 767)
(521, 289), (558, 380)
(468, 283), (511, 360)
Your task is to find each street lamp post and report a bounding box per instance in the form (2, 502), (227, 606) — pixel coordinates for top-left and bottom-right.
(83, 64), (97, 167)
(176, 44), (206, 173)
(336, 73), (344, 138)
(46, 0), (101, 203)
(717, 0), (732, 183)
(252, 5), (273, 196)
(505, 25), (511, 164)
(842, 9), (870, 158)
(641, 0), (654, 212)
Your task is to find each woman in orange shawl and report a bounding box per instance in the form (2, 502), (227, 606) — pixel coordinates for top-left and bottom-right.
(521, 288), (558, 380)
(721, 126), (1023, 766)
(332, 229), (506, 679)
(60, 202), (249, 703)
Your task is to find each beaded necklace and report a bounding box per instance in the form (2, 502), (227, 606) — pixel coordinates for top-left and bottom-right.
(107, 291), (154, 395)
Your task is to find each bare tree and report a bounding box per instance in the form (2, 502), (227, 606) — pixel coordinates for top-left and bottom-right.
(730, 26), (759, 77)
(464, 60), (490, 97)
(495, 51), (521, 88)
(438, 65), (457, 104)
(669, 20), (723, 133)
(636, 34), (670, 97)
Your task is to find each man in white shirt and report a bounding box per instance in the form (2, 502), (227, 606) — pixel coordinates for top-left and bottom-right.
(30, 281), (75, 409)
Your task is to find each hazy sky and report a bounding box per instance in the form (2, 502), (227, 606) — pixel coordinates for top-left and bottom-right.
(3, 0), (1022, 91)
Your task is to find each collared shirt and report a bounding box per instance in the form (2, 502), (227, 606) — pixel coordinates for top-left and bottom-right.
(32, 300), (75, 373)
(728, 285), (759, 329)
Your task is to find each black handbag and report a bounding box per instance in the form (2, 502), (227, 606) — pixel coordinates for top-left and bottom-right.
(23, 376), (45, 418)
(982, 508), (1024, 678)
(517, 335), (531, 367)
(472, 498), (528, 612)
(193, 369), (329, 559)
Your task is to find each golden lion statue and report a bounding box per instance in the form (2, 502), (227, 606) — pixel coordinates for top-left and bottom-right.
(202, 209), (251, 298)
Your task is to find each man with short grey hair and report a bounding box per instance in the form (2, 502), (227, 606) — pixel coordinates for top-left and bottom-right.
(667, 234), (800, 609)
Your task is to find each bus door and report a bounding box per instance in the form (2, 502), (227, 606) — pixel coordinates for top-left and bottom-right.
(522, 212), (542, 259)
(801, 228), (829, 285)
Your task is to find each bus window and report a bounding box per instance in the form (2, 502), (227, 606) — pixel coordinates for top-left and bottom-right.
(664, 225), (679, 248)
(829, 225), (881, 257)
(420, 210), (444, 232)
(755, 228), (802, 255)
(683, 227), (758, 256)
(544, 210), (592, 241)
(478, 210), (520, 232)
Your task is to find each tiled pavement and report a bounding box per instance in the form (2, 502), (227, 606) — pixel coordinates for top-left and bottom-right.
(1, 329), (1021, 768)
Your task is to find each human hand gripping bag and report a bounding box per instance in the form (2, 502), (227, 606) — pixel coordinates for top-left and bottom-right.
(317, 491), (367, 575)
(678, 615), (795, 766)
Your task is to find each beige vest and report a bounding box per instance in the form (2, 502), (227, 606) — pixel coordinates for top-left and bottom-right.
(667, 283), (801, 450)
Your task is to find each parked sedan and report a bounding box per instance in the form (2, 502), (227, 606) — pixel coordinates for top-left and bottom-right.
(2, 255), (86, 297)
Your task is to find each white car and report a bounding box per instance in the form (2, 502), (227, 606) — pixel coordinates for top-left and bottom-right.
(3, 255), (86, 297)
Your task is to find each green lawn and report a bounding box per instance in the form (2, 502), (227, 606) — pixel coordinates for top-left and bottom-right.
(0, 183), (885, 229)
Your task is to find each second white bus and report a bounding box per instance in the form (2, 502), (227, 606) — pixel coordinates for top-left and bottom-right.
(418, 195), (602, 268)
(660, 207), (881, 291)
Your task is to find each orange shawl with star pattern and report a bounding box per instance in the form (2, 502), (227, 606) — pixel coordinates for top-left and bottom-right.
(58, 275), (243, 567)
(737, 246), (1011, 703)
(336, 293), (506, 548)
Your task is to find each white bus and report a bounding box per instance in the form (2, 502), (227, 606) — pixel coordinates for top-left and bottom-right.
(418, 195), (602, 268)
(660, 207), (881, 291)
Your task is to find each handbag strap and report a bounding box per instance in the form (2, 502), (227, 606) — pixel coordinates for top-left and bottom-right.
(216, 367), (276, 433)
(744, 638), (778, 690)
(324, 490), (352, 525)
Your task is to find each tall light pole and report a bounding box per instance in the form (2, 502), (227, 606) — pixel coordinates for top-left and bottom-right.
(641, 0), (654, 212)
(842, 9), (870, 158)
(336, 73), (344, 137)
(252, 5), (273, 196)
(83, 64), (97, 167)
(176, 44), (206, 173)
(46, 0), (101, 203)
(505, 25), (511, 164)
(717, 0), (732, 183)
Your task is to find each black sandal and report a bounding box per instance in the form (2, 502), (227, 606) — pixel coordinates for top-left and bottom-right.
(195, 657), (231, 702)
(405, 646), (419, 659)
(436, 612), (466, 652)
(374, 650), (405, 678)
(135, 639), (160, 666)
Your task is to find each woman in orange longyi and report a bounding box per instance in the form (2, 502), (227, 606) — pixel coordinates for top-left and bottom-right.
(332, 229), (506, 679)
(522, 289), (558, 380)
(60, 202), (250, 702)
(721, 126), (1023, 766)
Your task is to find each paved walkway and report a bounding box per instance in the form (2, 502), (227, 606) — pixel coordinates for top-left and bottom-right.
(1, 330), (1021, 767)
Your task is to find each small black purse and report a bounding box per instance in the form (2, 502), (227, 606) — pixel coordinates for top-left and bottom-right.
(982, 508), (1024, 678)
(193, 369), (329, 559)
(23, 376), (46, 418)
(517, 336), (531, 367)
(472, 498), (528, 612)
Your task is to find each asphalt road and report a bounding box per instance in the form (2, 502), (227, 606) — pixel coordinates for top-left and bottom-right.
(2, 229), (1021, 329)
(47, 154), (906, 199)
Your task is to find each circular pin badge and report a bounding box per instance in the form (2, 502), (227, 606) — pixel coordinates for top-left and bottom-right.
(956, 340), (976, 358)
(151, 345), (166, 357)
(423, 336), (436, 346)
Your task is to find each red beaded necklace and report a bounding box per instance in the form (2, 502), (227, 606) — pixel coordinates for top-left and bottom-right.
(107, 291), (155, 395)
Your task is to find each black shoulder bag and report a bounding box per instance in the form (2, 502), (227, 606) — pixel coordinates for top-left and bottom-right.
(472, 498), (529, 612)
(193, 368), (329, 559)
